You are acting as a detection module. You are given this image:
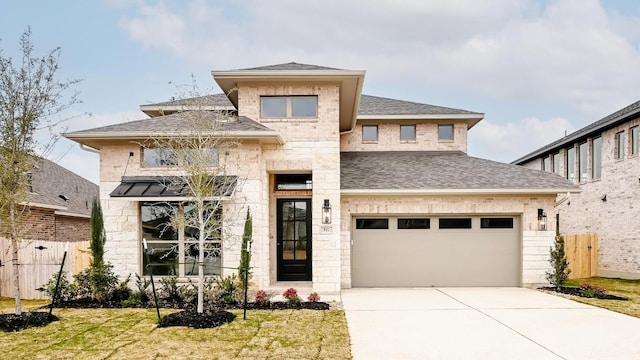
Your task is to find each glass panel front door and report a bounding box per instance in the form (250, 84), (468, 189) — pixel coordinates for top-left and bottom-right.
(277, 199), (312, 281)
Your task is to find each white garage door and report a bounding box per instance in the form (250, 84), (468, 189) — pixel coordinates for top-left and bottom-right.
(351, 216), (521, 287)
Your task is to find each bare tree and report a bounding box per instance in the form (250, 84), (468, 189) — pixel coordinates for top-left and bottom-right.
(143, 85), (246, 314)
(0, 28), (79, 314)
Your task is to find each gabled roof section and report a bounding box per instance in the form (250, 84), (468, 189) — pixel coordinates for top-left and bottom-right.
(141, 94), (235, 117)
(358, 95), (484, 128)
(28, 158), (98, 217)
(512, 99), (640, 165)
(63, 114), (284, 149)
(238, 62), (342, 71)
(212, 62), (365, 132)
(341, 151), (579, 195)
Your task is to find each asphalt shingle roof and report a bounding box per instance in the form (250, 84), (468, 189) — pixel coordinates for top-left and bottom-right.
(359, 94), (478, 116)
(67, 113), (275, 135)
(237, 62), (342, 71)
(341, 151), (578, 191)
(144, 94), (235, 108)
(512, 99), (640, 164)
(29, 158), (98, 216)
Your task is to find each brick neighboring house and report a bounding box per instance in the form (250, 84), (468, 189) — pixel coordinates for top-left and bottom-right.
(0, 158), (99, 298)
(64, 62), (578, 293)
(513, 100), (640, 279)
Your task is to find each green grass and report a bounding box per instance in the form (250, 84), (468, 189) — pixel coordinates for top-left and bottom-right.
(0, 299), (352, 359)
(563, 277), (640, 318)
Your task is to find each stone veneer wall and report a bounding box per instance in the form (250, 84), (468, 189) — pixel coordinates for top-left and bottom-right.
(340, 122), (468, 152)
(340, 195), (557, 288)
(238, 83), (342, 293)
(520, 117), (640, 278)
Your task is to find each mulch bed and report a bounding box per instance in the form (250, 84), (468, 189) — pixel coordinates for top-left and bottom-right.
(0, 312), (59, 332)
(158, 310), (236, 329)
(540, 286), (628, 300)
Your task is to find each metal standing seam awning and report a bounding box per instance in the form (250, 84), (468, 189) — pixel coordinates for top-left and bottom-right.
(109, 176), (237, 201)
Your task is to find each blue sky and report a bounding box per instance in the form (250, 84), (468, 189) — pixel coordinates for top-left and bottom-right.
(1, 0), (639, 183)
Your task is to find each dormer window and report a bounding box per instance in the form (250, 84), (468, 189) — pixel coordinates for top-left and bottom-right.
(438, 124), (454, 141)
(261, 96), (317, 118)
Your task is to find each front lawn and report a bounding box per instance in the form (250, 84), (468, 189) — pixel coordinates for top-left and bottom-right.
(563, 277), (640, 318)
(0, 299), (352, 359)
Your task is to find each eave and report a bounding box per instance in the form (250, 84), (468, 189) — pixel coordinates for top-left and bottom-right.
(340, 188), (582, 196)
(357, 113), (485, 129)
(212, 69), (366, 132)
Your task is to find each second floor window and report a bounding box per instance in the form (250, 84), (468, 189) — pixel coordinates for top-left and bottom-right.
(542, 157), (550, 172)
(566, 147), (575, 182)
(362, 125), (378, 142)
(579, 142), (588, 182)
(261, 96), (317, 118)
(632, 126), (639, 155)
(438, 124), (454, 140)
(400, 125), (416, 141)
(143, 147), (218, 167)
(552, 153), (560, 174)
(615, 131), (625, 159)
(592, 136), (602, 179)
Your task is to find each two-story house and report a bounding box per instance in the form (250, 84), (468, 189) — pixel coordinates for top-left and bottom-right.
(64, 62), (578, 293)
(513, 100), (640, 279)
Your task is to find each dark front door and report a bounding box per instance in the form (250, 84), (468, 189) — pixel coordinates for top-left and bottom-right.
(277, 199), (312, 281)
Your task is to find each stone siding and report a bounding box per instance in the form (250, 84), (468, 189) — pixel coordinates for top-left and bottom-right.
(340, 195), (557, 288)
(340, 122), (468, 152)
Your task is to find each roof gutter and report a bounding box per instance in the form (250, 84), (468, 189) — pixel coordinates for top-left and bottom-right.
(80, 143), (100, 154)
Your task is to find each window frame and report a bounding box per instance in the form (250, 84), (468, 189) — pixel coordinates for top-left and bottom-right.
(141, 202), (222, 277)
(362, 125), (379, 142)
(615, 131), (625, 159)
(400, 124), (416, 142)
(260, 95), (318, 118)
(438, 124), (454, 141)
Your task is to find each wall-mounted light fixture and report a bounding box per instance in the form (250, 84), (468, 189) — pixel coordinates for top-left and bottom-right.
(538, 209), (547, 230)
(322, 199), (332, 224)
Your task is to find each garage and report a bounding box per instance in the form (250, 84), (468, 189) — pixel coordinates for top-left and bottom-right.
(351, 215), (521, 287)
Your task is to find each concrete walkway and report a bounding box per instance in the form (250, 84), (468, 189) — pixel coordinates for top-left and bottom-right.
(342, 287), (640, 359)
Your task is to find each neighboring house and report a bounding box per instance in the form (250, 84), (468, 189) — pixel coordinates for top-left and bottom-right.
(64, 62), (578, 293)
(513, 100), (640, 279)
(0, 158), (99, 298)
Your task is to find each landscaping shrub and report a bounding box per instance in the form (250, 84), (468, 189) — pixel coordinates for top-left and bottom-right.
(255, 289), (275, 304)
(579, 283), (608, 298)
(283, 288), (301, 304)
(42, 271), (77, 304)
(159, 276), (180, 300)
(215, 274), (241, 304)
(546, 231), (571, 289)
(308, 292), (320, 303)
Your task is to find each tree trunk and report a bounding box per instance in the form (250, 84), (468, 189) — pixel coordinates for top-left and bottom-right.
(10, 203), (22, 315)
(197, 201), (205, 314)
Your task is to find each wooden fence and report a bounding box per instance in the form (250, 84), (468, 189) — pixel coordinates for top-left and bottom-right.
(0, 239), (91, 299)
(564, 233), (598, 279)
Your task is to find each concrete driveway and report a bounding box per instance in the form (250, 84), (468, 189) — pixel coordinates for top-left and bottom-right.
(342, 287), (640, 359)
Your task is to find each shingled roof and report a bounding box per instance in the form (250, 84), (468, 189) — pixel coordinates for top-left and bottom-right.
(143, 94), (235, 109)
(238, 62), (342, 71)
(29, 158), (98, 216)
(358, 95), (478, 116)
(512, 99), (640, 164)
(341, 151), (579, 193)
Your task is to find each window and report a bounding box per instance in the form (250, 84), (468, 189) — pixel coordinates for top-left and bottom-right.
(26, 172), (33, 193)
(398, 218), (430, 229)
(362, 125), (378, 142)
(579, 142), (588, 182)
(552, 153), (560, 174)
(439, 218), (472, 229)
(566, 147), (575, 182)
(615, 131), (625, 159)
(632, 126), (639, 155)
(141, 202), (222, 277)
(480, 218), (514, 229)
(356, 218), (389, 229)
(143, 147), (218, 167)
(400, 125), (416, 141)
(261, 96), (317, 118)
(542, 157), (550, 172)
(275, 174), (312, 190)
(438, 124), (454, 140)
(592, 137), (602, 179)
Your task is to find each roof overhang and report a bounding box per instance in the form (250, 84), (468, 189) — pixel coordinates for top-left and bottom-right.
(63, 131), (284, 150)
(21, 201), (68, 211)
(212, 69), (366, 132)
(340, 188), (582, 196)
(357, 113), (485, 129)
(55, 211), (91, 218)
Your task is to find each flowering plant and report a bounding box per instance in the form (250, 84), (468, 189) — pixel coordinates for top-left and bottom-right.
(307, 292), (321, 302)
(579, 283), (607, 298)
(283, 288), (301, 304)
(255, 289), (274, 304)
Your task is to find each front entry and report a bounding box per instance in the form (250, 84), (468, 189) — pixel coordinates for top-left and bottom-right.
(277, 199), (312, 281)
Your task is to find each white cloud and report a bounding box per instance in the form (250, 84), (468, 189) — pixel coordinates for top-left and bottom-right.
(468, 116), (576, 162)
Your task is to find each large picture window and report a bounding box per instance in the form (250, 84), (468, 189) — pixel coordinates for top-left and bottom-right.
(261, 96), (317, 118)
(141, 202), (222, 277)
(142, 147), (218, 167)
